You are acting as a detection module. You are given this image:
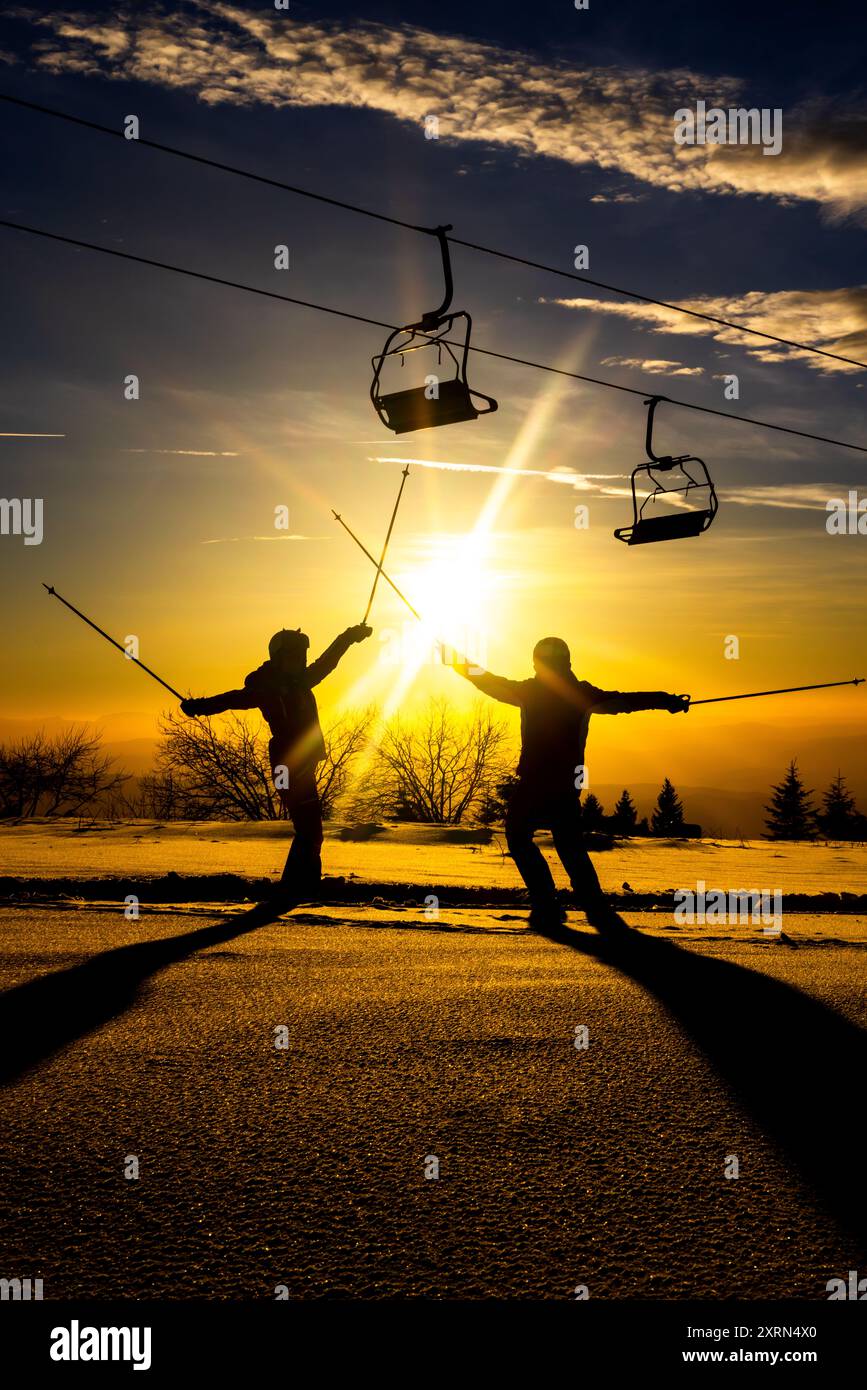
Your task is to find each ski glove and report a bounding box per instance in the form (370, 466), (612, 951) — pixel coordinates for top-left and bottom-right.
(665, 694), (690, 714)
(346, 624), (373, 643)
(180, 698), (206, 716)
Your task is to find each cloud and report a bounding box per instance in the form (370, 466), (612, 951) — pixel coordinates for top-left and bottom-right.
(373, 457), (851, 515)
(200, 534), (328, 543)
(589, 192), (646, 204)
(370, 454), (621, 491)
(122, 448), (240, 456)
(600, 356), (704, 376)
(722, 485), (846, 512)
(548, 286), (867, 374)
(9, 5), (867, 216)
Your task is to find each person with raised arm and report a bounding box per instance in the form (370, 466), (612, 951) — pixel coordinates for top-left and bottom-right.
(181, 624), (372, 904)
(445, 636), (688, 932)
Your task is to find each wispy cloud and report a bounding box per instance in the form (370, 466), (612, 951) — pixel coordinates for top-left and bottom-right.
(600, 356), (704, 376)
(590, 191), (646, 204)
(723, 485), (846, 511)
(373, 456), (849, 514)
(123, 448), (240, 457)
(9, 4), (867, 215)
(370, 455), (621, 491)
(200, 534), (328, 544)
(548, 287), (867, 374)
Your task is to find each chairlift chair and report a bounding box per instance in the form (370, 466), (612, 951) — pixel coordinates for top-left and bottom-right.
(371, 225), (498, 434)
(614, 396), (718, 545)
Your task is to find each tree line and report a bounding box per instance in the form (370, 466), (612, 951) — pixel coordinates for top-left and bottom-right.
(763, 760), (866, 841)
(0, 712), (863, 840)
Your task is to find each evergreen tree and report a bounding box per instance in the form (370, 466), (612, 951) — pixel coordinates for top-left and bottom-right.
(476, 774), (521, 826)
(764, 760), (817, 840)
(651, 778), (685, 835)
(612, 788), (638, 834)
(581, 792), (605, 830)
(817, 771), (861, 840)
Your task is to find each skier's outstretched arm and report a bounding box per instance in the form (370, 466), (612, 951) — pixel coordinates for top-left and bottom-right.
(307, 624), (372, 687)
(442, 647), (526, 707)
(589, 686), (689, 715)
(180, 688), (259, 717)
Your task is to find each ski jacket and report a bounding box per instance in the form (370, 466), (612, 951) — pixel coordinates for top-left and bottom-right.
(455, 661), (674, 789)
(192, 630), (357, 774)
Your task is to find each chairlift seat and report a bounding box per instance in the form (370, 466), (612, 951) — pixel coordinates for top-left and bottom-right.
(614, 508), (715, 545)
(374, 378), (490, 435)
(613, 397), (719, 546)
(369, 224), (498, 434)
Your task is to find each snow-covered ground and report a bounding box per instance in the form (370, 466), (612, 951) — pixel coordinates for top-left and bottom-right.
(0, 902), (864, 1297)
(2, 818), (866, 896)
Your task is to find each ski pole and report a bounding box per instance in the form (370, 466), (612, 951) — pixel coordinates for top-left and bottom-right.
(42, 583), (186, 701)
(689, 678), (864, 706)
(331, 511), (422, 620)
(362, 465), (410, 624)
(330, 516), (487, 674)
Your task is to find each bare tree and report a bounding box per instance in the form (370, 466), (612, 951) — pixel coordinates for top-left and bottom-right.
(367, 698), (511, 824)
(122, 768), (209, 821)
(316, 706), (376, 818)
(133, 707), (375, 821)
(148, 713), (281, 820)
(0, 727), (128, 818)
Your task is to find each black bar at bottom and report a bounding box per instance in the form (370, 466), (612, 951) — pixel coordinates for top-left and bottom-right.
(0, 1298), (862, 1375)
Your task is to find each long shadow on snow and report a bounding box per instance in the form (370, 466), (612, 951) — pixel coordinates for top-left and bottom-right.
(1, 900), (865, 1254)
(552, 914), (867, 1252)
(0, 898), (290, 1085)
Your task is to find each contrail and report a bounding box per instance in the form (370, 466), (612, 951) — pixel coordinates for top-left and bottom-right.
(369, 455), (621, 490)
(200, 534), (329, 544)
(122, 448), (240, 457)
(371, 457), (844, 514)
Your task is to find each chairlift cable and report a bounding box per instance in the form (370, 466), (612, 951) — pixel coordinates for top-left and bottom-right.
(2, 90), (866, 373)
(3, 217), (867, 456)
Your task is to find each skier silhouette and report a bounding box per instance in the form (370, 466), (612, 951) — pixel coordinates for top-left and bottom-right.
(181, 624), (372, 901)
(446, 637), (688, 930)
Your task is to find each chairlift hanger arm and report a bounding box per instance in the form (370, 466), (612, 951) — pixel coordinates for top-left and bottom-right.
(419, 224), (455, 331)
(645, 394), (674, 466)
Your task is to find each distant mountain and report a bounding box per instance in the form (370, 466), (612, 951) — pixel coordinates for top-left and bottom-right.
(0, 713), (159, 776)
(2, 709), (864, 838)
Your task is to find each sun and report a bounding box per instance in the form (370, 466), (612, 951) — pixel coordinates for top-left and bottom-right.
(394, 529), (493, 670)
